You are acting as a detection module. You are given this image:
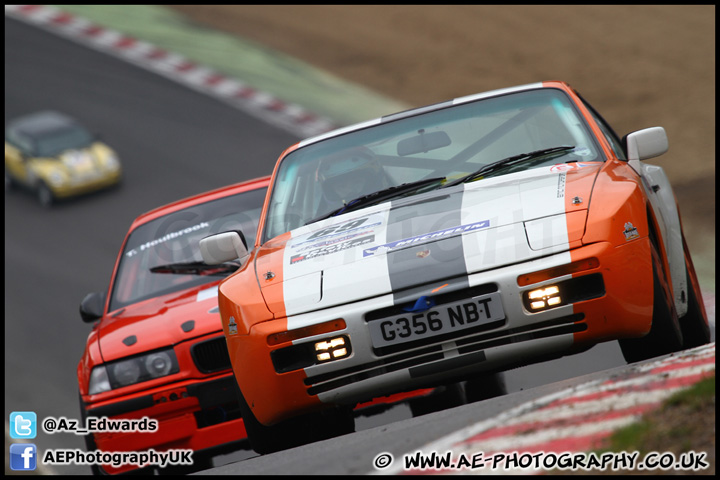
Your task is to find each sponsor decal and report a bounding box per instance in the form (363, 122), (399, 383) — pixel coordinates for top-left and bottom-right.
(549, 161), (597, 172)
(292, 230), (373, 253)
(363, 220), (490, 257)
(303, 217), (376, 243)
(125, 221), (210, 257)
(556, 172), (566, 198)
(228, 317), (238, 335)
(290, 234), (375, 264)
(623, 222), (639, 241)
(416, 249), (430, 258)
(291, 211), (385, 249)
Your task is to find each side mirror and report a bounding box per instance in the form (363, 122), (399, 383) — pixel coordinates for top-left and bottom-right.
(624, 127), (668, 174)
(199, 231), (248, 265)
(80, 292), (106, 323)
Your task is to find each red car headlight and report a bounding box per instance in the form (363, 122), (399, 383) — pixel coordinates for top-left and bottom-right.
(88, 348), (180, 394)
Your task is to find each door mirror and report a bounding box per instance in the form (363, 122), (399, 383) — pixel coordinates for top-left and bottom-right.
(80, 292), (106, 323)
(624, 127), (668, 175)
(199, 231), (248, 265)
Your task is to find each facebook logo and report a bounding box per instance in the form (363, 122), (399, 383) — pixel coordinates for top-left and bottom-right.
(10, 443), (37, 471)
(10, 411), (37, 439)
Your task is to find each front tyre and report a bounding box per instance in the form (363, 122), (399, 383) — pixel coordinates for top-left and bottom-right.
(408, 382), (466, 417)
(465, 371), (507, 403)
(619, 245), (683, 364)
(5, 169), (15, 192)
(236, 387), (354, 454)
(78, 394), (156, 475)
(78, 394), (105, 475)
(679, 234), (711, 348)
(37, 181), (54, 207)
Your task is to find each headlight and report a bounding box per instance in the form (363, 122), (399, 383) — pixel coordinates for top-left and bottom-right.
(315, 336), (351, 363)
(90, 348), (179, 392)
(104, 153), (120, 171)
(88, 366), (111, 395)
(111, 358), (141, 386)
(525, 285), (562, 311)
(48, 170), (66, 186)
(144, 351), (174, 377)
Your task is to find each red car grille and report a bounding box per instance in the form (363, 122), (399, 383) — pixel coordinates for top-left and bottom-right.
(191, 337), (231, 373)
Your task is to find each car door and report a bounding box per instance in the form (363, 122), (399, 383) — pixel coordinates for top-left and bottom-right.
(4, 134), (34, 186)
(5, 142), (29, 185)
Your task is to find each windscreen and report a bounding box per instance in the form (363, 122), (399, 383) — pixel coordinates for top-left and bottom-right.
(109, 187), (267, 312)
(263, 88), (602, 241)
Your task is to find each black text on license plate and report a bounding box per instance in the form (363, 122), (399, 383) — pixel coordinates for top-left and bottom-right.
(369, 292), (504, 348)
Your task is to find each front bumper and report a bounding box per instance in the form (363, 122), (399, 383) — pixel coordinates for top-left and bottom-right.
(50, 171), (121, 198)
(86, 374), (246, 474)
(231, 238), (653, 426)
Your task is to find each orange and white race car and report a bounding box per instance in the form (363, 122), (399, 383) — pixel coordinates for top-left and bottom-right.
(199, 80), (710, 454)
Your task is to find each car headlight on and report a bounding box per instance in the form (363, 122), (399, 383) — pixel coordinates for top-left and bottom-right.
(527, 285), (562, 310)
(89, 348), (180, 393)
(314, 335), (351, 363)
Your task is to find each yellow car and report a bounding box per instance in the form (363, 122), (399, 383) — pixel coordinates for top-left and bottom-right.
(5, 111), (122, 206)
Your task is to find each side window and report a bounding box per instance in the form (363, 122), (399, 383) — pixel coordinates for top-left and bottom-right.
(580, 98), (627, 161)
(6, 131), (33, 156)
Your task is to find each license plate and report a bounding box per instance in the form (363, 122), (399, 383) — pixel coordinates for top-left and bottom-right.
(368, 292), (504, 348)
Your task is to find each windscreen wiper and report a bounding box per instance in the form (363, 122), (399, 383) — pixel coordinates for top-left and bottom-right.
(443, 145), (575, 188)
(306, 176), (446, 224)
(149, 261), (239, 276)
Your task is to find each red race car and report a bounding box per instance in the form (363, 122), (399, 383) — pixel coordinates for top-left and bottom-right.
(77, 177), (270, 474)
(76, 176), (437, 474)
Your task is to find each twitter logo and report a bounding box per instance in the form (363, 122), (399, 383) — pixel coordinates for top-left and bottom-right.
(10, 412), (37, 439)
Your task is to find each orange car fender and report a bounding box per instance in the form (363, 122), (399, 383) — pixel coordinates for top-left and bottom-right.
(220, 230), (323, 425)
(217, 249), (276, 337)
(228, 321), (323, 426)
(572, 161), (657, 342)
(253, 231), (292, 317)
(581, 161), (650, 247)
(571, 239), (654, 345)
(584, 160), (673, 294)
